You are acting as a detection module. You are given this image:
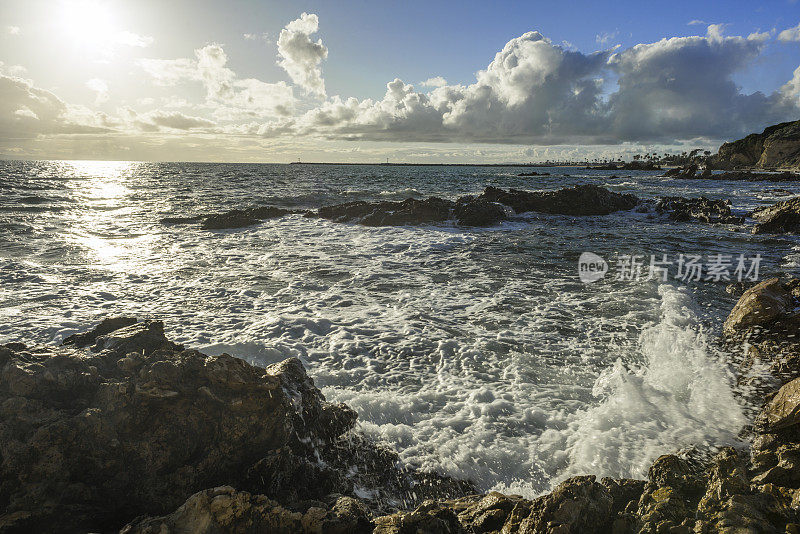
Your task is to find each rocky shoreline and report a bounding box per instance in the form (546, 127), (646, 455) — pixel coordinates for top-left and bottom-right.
(1, 276), (800, 532)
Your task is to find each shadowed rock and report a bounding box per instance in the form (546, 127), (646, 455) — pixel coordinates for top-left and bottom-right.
(478, 184), (639, 216)
(654, 196), (743, 224)
(61, 316), (138, 348)
(752, 197), (800, 234)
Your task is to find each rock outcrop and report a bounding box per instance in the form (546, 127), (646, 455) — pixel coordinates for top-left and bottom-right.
(0, 319), (472, 533)
(478, 184), (639, 216)
(752, 197), (800, 234)
(713, 120), (800, 170)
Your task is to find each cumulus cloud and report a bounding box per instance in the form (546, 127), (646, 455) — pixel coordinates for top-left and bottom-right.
(778, 23), (800, 42)
(688, 19), (706, 26)
(139, 44), (294, 118)
(0, 72), (110, 138)
(86, 78), (109, 105)
(277, 13), (328, 96)
(420, 76), (447, 88)
(254, 23), (800, 146)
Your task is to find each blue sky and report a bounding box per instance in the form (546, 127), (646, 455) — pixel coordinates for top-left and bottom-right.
(0, 0), (799, 162)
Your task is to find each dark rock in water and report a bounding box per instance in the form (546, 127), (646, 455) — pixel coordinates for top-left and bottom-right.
(752, 197), (800, 234)
(61, 316), (138, 347)
(317, 197), (454, 226)
(479, 184), (639, 216)
(159, 215), (205, 225)
(663, 164), (699, 178)
(202, 206), (295, 230)
(453, 197), (508, 226)
(161, 206), (297, 230)
(654, 196), (743, 224)
(518, 171), (550, 176)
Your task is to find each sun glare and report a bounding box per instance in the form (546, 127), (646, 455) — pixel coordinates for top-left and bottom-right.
(58, 0), (118, 49)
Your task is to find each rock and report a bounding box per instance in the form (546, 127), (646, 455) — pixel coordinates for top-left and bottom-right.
(317, 197), (454, 226)
(518, 171), (550, 176)
(752, 197), (800, 234)
(121, 486), (374, 534)
(723, 278), (795, 336)
(453, 198), (508, 226)
(636, 455), (706, 533)
(655, 196), (743, 224)
(159, 215), (205, 225)
(0, 320), (360, 532)
(61, 316), (138, 348)
(478, 184), (639, 216)
(524, 475), (615, 533)
(201, 206), (295, 230)
(759, 378), (800, 431)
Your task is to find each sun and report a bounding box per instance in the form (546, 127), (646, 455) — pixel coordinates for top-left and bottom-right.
(58, 0), (118, 50)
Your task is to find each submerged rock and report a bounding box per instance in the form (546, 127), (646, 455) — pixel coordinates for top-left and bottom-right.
(201, 206), (297, 230)
(752, 196), (800, 234)
(478, 184), (639, 216)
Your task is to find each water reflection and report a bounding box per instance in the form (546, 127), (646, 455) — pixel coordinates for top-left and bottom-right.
(59, 160), (152, 271)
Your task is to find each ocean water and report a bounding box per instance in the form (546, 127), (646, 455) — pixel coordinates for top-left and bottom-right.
(1, 159), (798, 497)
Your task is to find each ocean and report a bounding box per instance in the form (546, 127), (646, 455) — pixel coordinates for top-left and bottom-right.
(1, 159), (797, 497)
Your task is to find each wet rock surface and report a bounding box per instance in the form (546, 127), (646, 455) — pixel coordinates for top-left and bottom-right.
(160, 206), (301, 230)
(478, 184), (639, 216)
(654, 196), (744, 224)
(0, 319), (473, 533)
(752, 196), (800, 234)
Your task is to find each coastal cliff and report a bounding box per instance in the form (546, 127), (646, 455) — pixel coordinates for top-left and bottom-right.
(2, 280), (800, 532)
(713, 121), (800, 170)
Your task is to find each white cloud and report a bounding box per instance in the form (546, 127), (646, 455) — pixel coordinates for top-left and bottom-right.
(86, 78), (109, 105)
(0, 71), (111, 138)
(778, 23), (800, 42)
(139, 44), (294, 118)
(123, 109), (216, 131)
(688, 20), (705, 26)
(420, 76), (447, 88)
(277, 12), (328, 96)
(6, 26), (21, 35)
(244, 32), (270, 42)
(596, 31), (619, 45)
(255, 25), (800, 146)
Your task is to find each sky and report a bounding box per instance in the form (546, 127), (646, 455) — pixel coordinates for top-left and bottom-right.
(1, 0), (799, 163)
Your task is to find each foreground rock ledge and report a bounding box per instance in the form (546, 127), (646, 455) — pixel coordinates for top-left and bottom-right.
(5, 296), (800, 532)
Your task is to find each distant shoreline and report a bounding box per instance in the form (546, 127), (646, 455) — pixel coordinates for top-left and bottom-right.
(288, 162), (590, 167)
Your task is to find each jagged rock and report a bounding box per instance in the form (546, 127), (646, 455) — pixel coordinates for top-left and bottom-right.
(317, 198), (454, 226)
(61, 316), (138, 348)
(752, 197), (800, 234)
(478, 184), (639, 216)
(654, 196), (743, 224)
(723, 278), (795, 336)
(636, 455), (706, 533)
(453, 198), (508, 227)
(121, 486), (374, 534)
(0, 321), (359, 532)
(759, 378), (800, 432)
